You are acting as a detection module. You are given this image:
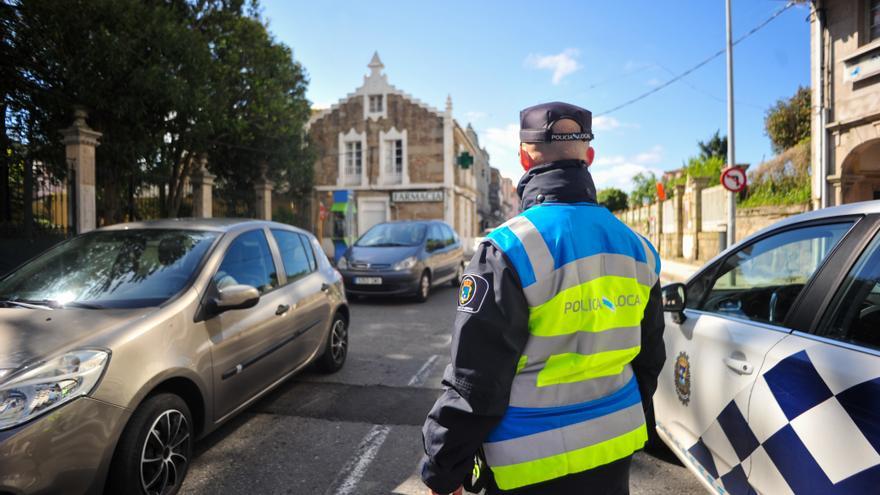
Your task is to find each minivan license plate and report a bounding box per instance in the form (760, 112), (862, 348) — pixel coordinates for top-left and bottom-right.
(354, 277), (382, 285)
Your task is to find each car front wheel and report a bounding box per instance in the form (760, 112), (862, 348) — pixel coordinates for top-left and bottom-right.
(415, 271), (431, 302)
(108, 393), (193, 495)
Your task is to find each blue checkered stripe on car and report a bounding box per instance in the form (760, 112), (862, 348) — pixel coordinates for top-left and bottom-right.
(687, 350), (880, 495)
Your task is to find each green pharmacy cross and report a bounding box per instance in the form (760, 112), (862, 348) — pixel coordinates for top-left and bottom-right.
(457, 151), (474, 169)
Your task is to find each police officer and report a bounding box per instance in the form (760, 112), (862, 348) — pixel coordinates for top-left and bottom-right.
(420, 102), (665, 495)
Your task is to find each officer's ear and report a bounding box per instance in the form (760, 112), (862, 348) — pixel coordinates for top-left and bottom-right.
(520, 146), (536, 171)
(586, 146), (595, 166)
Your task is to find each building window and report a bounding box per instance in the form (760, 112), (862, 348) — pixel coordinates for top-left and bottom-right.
(872, 0), (880, 41)
(385, 139), (403, 179)
(345, 141), (362, 183)
(379, 127), (407, 185)
(369, 94), (383, 113)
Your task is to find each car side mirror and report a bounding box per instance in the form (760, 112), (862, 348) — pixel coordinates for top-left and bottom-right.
(213, 284), (260, 313)
(662, 283), (687, 323)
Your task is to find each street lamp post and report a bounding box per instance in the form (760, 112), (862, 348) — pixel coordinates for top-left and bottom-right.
(725, 0), (737, 247)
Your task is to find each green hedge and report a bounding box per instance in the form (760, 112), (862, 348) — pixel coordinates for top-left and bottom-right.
(738, 140), (811, 208)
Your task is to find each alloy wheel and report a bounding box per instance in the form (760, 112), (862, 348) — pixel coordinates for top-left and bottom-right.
(420, 274), (430, 299)
(140, 409), (190, 495)
(330, 318), (348, 363)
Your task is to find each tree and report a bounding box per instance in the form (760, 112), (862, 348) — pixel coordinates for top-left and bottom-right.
(5, 0), (312, 222)
(203, 10), (312, 215)
(698, 130), (727, 162)
(598, 188), (628, 212)
(765, 86), (811, 154)
(629, 172), (657, 206)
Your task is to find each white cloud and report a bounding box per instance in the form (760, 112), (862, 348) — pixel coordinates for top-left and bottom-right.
(482, 123), (523, 181)
(634, 145), (663, 164)
(590, 146), (665, 192)
(525, 49), (581, 84)
(592, 116), (621, 131)
(646, 78), (663, 87)
(465, 111), (487, 122)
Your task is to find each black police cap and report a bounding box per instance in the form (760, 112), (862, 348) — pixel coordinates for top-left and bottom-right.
(519, 101), (594, 143)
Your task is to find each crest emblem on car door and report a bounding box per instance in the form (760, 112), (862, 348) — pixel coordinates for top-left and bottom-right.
(675, 351), (692, 406)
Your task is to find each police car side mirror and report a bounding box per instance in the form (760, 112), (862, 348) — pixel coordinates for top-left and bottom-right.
(662, 283), (687, 323)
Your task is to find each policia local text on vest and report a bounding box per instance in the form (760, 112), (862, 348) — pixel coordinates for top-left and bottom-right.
(420, 102), (666, 495)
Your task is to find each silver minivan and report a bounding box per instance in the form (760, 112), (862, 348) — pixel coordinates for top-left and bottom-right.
(0, 219), (349, 495)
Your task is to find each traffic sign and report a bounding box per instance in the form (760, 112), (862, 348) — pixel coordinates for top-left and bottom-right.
(721, 167), (747, 193)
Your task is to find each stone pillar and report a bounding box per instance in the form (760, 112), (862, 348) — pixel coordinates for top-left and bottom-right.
(686, 177), (709, 261)
(673, 184), (685, 258)
(60, 108), (102, 233)
(254, 177), (273, 220)
(190, 158), (215, 218)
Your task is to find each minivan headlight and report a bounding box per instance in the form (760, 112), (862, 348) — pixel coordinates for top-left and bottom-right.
(393, 256), (418, 271)
(337, 256), (349, 269)
(0, 349), (109, 430)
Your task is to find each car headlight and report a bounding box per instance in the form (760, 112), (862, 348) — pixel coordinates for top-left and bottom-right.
(337, 256), (349, 269)
(0, 349), (109, 430)
(393, 256), (418, 271)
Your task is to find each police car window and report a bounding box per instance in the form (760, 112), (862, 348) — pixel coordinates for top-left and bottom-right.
(696, 222), (852, 325)
(214, 230), (279, 294)
(822, 232), (880, 350)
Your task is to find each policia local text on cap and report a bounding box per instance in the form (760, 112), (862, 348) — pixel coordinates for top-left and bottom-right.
(420, 102), (666, 495)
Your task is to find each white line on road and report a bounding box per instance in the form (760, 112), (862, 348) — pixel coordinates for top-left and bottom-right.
(326, 424), (392, 495)
(407, 354), (440, 386)
(325, 354), (439, 494)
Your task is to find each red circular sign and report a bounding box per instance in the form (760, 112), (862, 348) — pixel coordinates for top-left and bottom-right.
(721, 167), (748, 193)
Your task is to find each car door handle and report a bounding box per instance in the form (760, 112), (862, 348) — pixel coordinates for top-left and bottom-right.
(724, 356), (754, 375)
(275, 304), (290, 316)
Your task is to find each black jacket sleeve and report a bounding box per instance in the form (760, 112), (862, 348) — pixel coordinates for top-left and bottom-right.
(420, 241), (531, 494)
(631, 281), (666, 428)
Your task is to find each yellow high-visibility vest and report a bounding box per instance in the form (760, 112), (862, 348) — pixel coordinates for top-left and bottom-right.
(483, 203), (660, 490)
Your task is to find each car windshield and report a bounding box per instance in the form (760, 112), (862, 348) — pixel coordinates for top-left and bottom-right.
(355, 223), (426, 247)
(0, 229), (218, 309)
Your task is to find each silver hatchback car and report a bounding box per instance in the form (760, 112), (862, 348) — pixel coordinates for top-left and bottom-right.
(0, 219), (349, 495)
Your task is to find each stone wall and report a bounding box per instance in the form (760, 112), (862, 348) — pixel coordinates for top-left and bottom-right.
(734, 204), (812, 242)
(394, 201), (443, 221)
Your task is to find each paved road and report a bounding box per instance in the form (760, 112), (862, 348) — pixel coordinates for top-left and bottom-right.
(181, 286), (705, 495)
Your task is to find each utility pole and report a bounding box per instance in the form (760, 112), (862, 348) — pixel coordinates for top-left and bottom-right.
(725, 0), (737, 247)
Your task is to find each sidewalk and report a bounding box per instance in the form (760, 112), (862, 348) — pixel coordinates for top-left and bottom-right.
(660, 258), (703, 283)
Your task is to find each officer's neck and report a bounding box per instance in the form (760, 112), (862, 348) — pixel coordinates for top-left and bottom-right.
(517, 159), (598, 210)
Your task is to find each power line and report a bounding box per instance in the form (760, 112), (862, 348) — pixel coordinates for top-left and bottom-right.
(595, 0), (798, 117)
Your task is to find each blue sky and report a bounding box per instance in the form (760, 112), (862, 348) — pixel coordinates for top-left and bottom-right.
(261, 0), (811, 190)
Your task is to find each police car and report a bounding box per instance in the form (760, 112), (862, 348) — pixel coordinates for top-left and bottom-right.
(655, 201), (880, 494)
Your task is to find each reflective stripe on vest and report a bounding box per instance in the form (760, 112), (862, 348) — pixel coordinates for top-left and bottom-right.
(484, 206), (659, 490)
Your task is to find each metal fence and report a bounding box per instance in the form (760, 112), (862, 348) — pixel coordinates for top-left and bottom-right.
(128, 182), (193, 221)
(0, 161), (73, 239)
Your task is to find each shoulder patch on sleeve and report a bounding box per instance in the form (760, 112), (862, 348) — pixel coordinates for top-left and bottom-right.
(458, 274), (489, 314)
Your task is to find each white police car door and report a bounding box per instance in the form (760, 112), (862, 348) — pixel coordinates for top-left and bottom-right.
(744, 225), (880, 494)
(655, 221), (854, 494)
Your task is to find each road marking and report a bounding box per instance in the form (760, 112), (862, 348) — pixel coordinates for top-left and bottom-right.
(326, 424), (392, 495)
(408, 354), (440, 386)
